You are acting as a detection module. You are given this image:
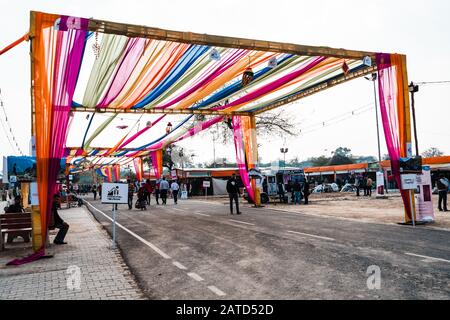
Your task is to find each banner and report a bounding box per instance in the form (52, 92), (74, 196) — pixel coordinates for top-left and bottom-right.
(376, 171), (385, 196)
(414, 166), (435, 222)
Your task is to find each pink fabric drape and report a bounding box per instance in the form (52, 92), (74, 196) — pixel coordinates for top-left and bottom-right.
(213, 56), (326, 111)
(151, 150), (162, 179)
(155, 49), (248, 109)
(376, 53), (412, 220)
(7, 16), (88, 265)
(97, 38), (147, 107)
(232, 116), (254, 201)
(117, 115), (166, 149)
(173, 116), (224, 143)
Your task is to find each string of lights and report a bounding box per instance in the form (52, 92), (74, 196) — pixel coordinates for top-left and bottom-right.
(0, 88), (24, 155)
(297, 102), (374, 135)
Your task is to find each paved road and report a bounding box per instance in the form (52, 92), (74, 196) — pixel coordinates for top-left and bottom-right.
(83, 197), (450, 299)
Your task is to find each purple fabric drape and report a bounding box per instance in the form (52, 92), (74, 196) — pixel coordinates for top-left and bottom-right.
(232, 116), (254, 201)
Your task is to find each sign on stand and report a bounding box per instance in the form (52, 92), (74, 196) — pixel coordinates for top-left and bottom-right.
(101, 183), (128, 249)
(203, 180), (210, 198)
(400, 174), (418, 226)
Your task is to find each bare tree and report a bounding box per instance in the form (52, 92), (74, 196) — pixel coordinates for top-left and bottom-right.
(203, 109), (299, 145)
(421, 147), (444, 158)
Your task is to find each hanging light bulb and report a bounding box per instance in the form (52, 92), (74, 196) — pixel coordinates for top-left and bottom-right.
(166, 122), (173, 134)
(268, 57), (278, 68)
(241, 56), (254, 87)
(241, 67), (254, 87)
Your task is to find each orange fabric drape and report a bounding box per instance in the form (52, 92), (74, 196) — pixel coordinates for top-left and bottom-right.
(32, 12), (60, 248)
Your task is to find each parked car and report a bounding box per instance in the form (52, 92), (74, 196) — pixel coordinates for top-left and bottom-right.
(312, 183), (339, 193)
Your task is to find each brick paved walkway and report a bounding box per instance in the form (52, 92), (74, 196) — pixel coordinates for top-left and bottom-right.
(0, 206), (145, 300)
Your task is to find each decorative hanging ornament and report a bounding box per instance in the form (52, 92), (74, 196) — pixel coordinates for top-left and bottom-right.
(146, 121), (152, 128)
(342, 60), (349, 75)
(209, 48), (220, 61)
(92, 32), (100, 59)
(166, 122), (173, 134)
(268, 57), (278, 68)
(241, 67), (254, 87)
(116, 125), (128, 129)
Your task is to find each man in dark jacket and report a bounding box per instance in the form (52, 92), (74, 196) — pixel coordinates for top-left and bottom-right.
(303, 180), (310, 205)
(226, 173), (241, 215)
(51, 194), (70, 245)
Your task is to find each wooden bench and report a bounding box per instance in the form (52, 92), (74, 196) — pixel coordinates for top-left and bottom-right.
(0, 213), (32, 250)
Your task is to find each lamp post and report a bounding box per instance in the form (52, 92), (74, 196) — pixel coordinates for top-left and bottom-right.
(280, 148), (288, 169)
(365, 73), (382, 163)
(179, 148), (184, 182)
(408, 82), (420, 156)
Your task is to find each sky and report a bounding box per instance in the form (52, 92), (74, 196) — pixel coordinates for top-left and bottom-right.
(1, 0), (449, 168)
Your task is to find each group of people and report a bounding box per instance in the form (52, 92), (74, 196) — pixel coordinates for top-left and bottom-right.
(277, 179), (311, 205)
(124, 177), (181, 211)
(355, 174), (374, 197)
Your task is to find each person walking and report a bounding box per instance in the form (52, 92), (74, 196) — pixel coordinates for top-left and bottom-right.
(154, 180), (160, 205)
(127, 179), (134, 210)
(366, 177), (373, 197)
(303, 179), (310, 204)
(437, 174), (449, 212)
(171, 180), (180, 204)
(159, 177), (170, 205)
(92, 184), (97, 200)
(144, 179), (153, 205)
(136, 183), (147, 210)
(293, 180), (302, 205)
(227, 173), (241, 214)
(98, 184), (102, 198)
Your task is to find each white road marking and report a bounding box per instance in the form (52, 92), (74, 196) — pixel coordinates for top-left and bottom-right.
(405, 252), (450, 264)
(229, 219), (255, 226)
(171, 207), (184, 212)
(85, 201), (171, 259)
(173, 261), (187, 270)
(194, 212), (211, 217)
(208, 285), (226, 296)
(287, 230), (335, 241)
(187, 272), (204, 282)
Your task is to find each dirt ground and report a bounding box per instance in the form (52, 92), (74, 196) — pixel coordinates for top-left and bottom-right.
(196, 193), (450, 231)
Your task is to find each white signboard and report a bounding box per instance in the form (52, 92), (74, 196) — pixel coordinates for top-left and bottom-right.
(30, 182), (39, 205)
(376, 171), (385, 196)
(181, 191), (188, 199)
(101, 183), (128, 204)
(400, 174), (417, 190)
(203, 181), (211, 188)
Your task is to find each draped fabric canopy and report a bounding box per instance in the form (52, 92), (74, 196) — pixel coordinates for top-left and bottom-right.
(13, 11), (413, 263)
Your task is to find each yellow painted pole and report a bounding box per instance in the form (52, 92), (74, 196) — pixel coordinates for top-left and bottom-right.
(400, 54), (416, 224)
(31, 205), (43, 251)
(248, 115), (261, 207)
